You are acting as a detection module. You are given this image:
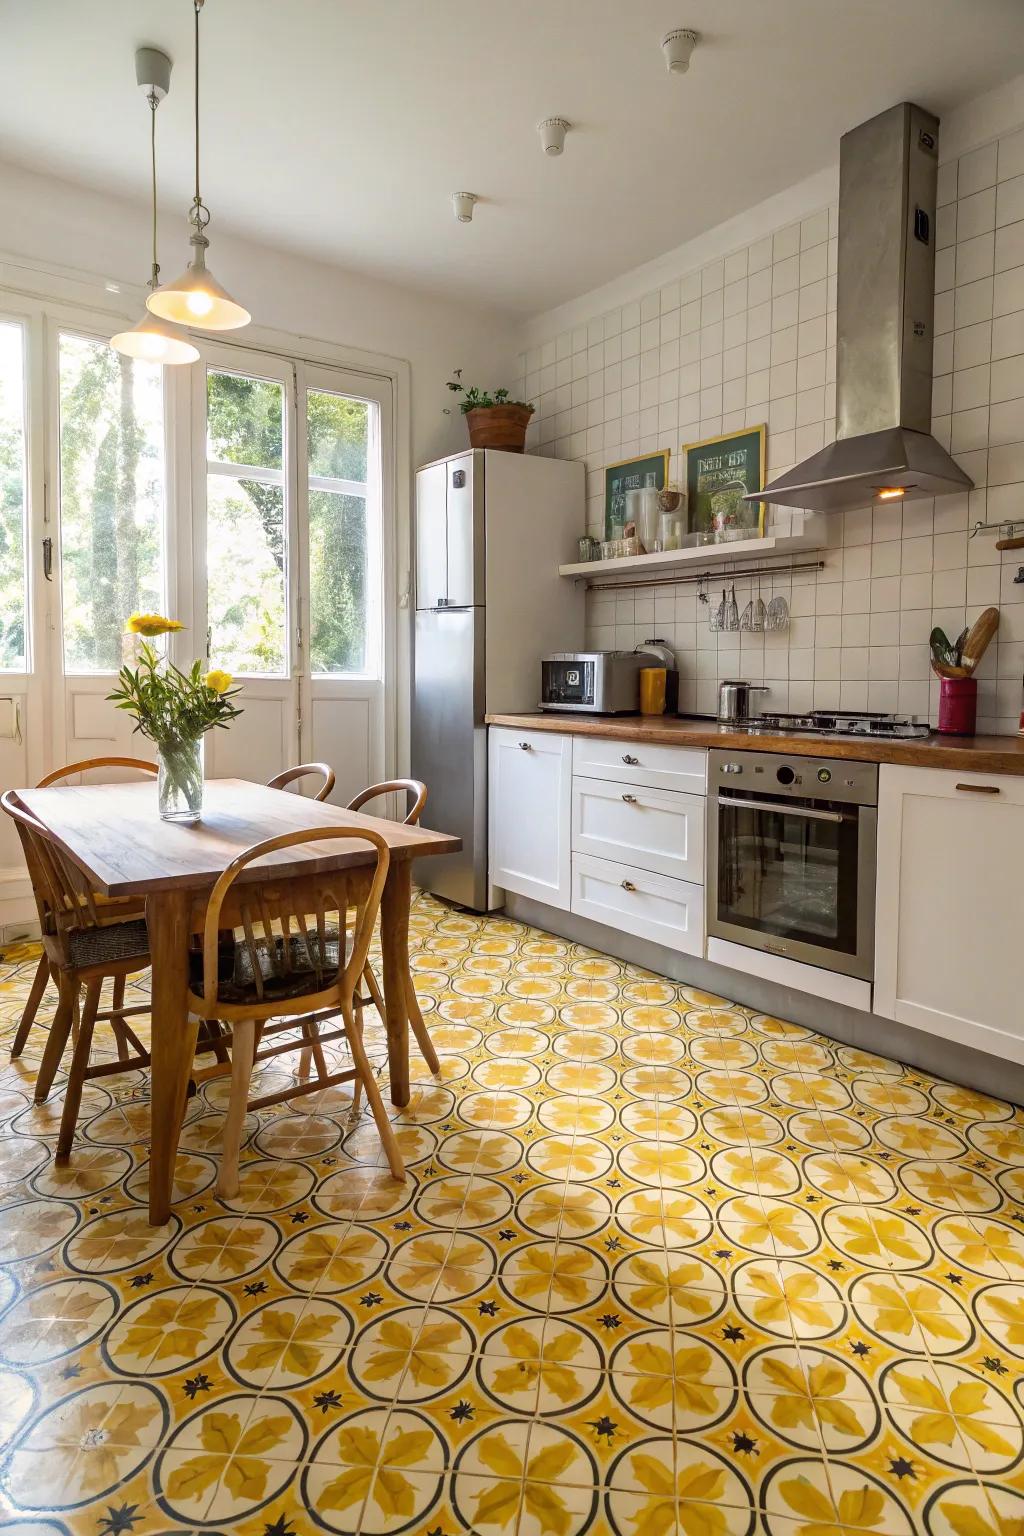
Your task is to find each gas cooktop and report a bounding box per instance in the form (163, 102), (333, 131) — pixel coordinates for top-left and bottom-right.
(738, 709), (931, 740)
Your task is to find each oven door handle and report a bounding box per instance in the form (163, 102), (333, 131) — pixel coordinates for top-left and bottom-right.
(717, 794), (846, 823)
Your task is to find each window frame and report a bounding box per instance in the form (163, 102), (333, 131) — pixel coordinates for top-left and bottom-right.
(0, 311), (32, 676)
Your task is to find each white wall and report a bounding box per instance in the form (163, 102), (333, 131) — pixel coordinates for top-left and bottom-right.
(0, 156), (520, 478)
(517, 77), (1024, 736)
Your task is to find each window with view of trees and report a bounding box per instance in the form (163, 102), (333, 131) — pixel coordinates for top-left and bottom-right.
(0, 323), (27, 671)
(58, 332), (166, 673)
(307, 387), (373, 676)
(206, 370), (287, 676)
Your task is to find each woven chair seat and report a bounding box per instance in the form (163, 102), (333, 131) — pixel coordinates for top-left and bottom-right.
(68, 919), (150, 969)
(190, 930), (352, 1005)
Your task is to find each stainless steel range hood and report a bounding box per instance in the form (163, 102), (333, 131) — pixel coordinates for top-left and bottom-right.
(746, 102), (973, 514)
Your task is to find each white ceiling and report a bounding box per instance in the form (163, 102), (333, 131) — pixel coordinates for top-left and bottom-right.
(2, 0), (1023, 317)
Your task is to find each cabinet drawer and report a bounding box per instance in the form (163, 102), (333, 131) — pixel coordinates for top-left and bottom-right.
(572, 735), (706, 795)
(572, 853), (704, 956)
(571, 775), (705, 882)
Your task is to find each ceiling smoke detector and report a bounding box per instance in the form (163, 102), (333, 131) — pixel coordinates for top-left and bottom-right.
(538, 117), (571, 156)
(452, 191), (478, 223)
(662, 28), (698, 74)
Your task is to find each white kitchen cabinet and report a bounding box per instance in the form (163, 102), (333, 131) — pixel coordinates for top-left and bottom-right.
(874, 763), (1024, 1063)
(571, 776), (705, 883)
(573, 852), (705, 956)
(488, 727), (572, 909)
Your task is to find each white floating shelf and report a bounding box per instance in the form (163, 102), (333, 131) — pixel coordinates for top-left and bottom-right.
(559, 533), (823, 579)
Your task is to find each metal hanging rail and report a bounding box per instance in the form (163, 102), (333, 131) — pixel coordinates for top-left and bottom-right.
(969, 517), (1024, 539)
(578, 558), (826, 593)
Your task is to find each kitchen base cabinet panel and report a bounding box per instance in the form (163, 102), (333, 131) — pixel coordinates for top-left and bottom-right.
(874, 764), (1024, 1063)
(488, 727), (572, 910)
(571, 852), (704, 956)
(571, 776), (705, 882)
(571, 735), (707, 795)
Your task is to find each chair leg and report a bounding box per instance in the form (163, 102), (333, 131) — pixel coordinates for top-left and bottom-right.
(344, 999), (404, 1180)
(34, 972), (78, 1103)
(350, 997), (365, 1110)
(110, 976), (129, 1061)
(11, 954), (49, 1060)
(217, 1017), (255, 1200)
(56, 976), (101, 1163)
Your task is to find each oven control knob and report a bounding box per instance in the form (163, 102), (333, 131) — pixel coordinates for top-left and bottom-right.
(776, 765), (796, 785)
(721, 763), (742, 774)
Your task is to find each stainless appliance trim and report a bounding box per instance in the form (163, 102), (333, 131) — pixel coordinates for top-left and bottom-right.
(718, 795), (845, 824)
(706, 748), (877, 983)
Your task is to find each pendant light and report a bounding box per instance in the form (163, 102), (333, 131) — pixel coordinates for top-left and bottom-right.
(111, 49), (200, 365)
(147, 0), (250, 331)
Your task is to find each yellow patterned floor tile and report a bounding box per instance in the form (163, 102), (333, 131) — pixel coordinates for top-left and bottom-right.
(2, 895), (1024, 1533)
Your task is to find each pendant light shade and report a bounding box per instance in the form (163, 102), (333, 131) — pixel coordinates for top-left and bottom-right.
(146, 227), (250, 330)
(111, 49), (199, 366)
(111, 309), (200, 364)
(147, 0), (249, 333)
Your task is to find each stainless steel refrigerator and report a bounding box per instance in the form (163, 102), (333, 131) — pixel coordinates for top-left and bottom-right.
(411, 447), (585, 909)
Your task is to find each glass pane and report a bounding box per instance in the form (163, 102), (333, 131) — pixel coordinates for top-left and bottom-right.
(309, 489), (366, 674)
(58, 332), (165, 673)
(717, 801), (858, 954)
(207, 370), (284, 469)
(207, 474), (285, 674)
(0, 323), (27, 670)
(307, 388), (368, 480)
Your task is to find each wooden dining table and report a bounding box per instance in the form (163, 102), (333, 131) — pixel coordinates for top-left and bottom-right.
(14, 777), (460, 1224)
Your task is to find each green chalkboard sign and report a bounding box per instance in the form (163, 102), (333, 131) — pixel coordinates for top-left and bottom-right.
(604, 450), (669, 541)
(683, 425), (766, 540)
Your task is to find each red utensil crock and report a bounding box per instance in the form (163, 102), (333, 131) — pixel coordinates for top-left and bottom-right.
(937, 675), (977, 735)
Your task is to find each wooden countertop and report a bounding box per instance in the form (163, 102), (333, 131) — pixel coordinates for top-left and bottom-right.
(485, 712), (1024, 775)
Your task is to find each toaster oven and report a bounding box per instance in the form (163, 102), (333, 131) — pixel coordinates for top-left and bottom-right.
(540, 651), (651, 713)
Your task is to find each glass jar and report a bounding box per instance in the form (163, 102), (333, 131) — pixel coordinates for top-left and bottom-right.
(157, 736), (204, 823)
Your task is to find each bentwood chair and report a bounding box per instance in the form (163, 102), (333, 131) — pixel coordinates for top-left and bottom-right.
(340, 779), (438, 1105)
(267, 763), (336, 802)
(9, 757), (158, 1062)
(185, 824), (405, 1197)
(2, 790), (186, 1161)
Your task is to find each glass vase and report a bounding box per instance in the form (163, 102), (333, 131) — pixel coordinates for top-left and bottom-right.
(157, 737), (204, 823)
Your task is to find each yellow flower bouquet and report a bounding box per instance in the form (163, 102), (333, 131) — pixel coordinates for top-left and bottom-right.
(107, 615), (242, 822)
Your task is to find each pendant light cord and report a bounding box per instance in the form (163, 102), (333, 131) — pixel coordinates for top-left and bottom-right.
(149, 91), (160, 288)
(190, 0), (210, 230)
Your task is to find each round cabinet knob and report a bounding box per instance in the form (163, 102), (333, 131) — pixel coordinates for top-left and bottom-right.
(518, 742), (532, 751)
(622, 754), (639, 765)
(622, 793), (637, 803)
(621, 879), (636, 892)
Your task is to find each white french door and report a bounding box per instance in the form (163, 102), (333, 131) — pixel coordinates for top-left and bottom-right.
(193, 346), (392, 801)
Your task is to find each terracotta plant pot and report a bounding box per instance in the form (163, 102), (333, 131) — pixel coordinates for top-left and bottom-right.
(464, 404), (533, 453)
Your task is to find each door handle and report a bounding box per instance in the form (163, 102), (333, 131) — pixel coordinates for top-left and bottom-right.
(42, 537), (52, 581)
(622, 754), (639, 765)
(955, 782), (1000, 794)
(621, 879), (637, 892)
(622, 793), (637, 803)
(719, 794), (845, 822)
(518, 741), (532, 751)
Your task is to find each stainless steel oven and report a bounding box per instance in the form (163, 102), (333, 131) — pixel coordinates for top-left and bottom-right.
(707, 748), (877, 981)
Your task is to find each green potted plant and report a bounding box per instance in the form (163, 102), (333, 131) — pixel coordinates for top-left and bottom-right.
(445, 370), (535, 452)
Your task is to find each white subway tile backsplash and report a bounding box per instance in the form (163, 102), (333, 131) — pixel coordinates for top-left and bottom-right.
(523, 131), (1024, 732)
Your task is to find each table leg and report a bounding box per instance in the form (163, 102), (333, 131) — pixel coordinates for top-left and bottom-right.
(147, 889), (198, 1226)
(380, 860), (412, 1107)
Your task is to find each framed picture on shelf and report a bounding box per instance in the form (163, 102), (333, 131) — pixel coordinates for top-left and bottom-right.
(604, 450), (669, 540)
(682, 425), (766, 541)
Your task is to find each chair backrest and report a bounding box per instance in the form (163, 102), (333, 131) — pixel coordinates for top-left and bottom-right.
(38, 756), (158, 788)
(192, 824), (391, 1017)
(266, 763), (336, 803)
(0, 790), (105, 948)
(347, 778), (427, 826)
